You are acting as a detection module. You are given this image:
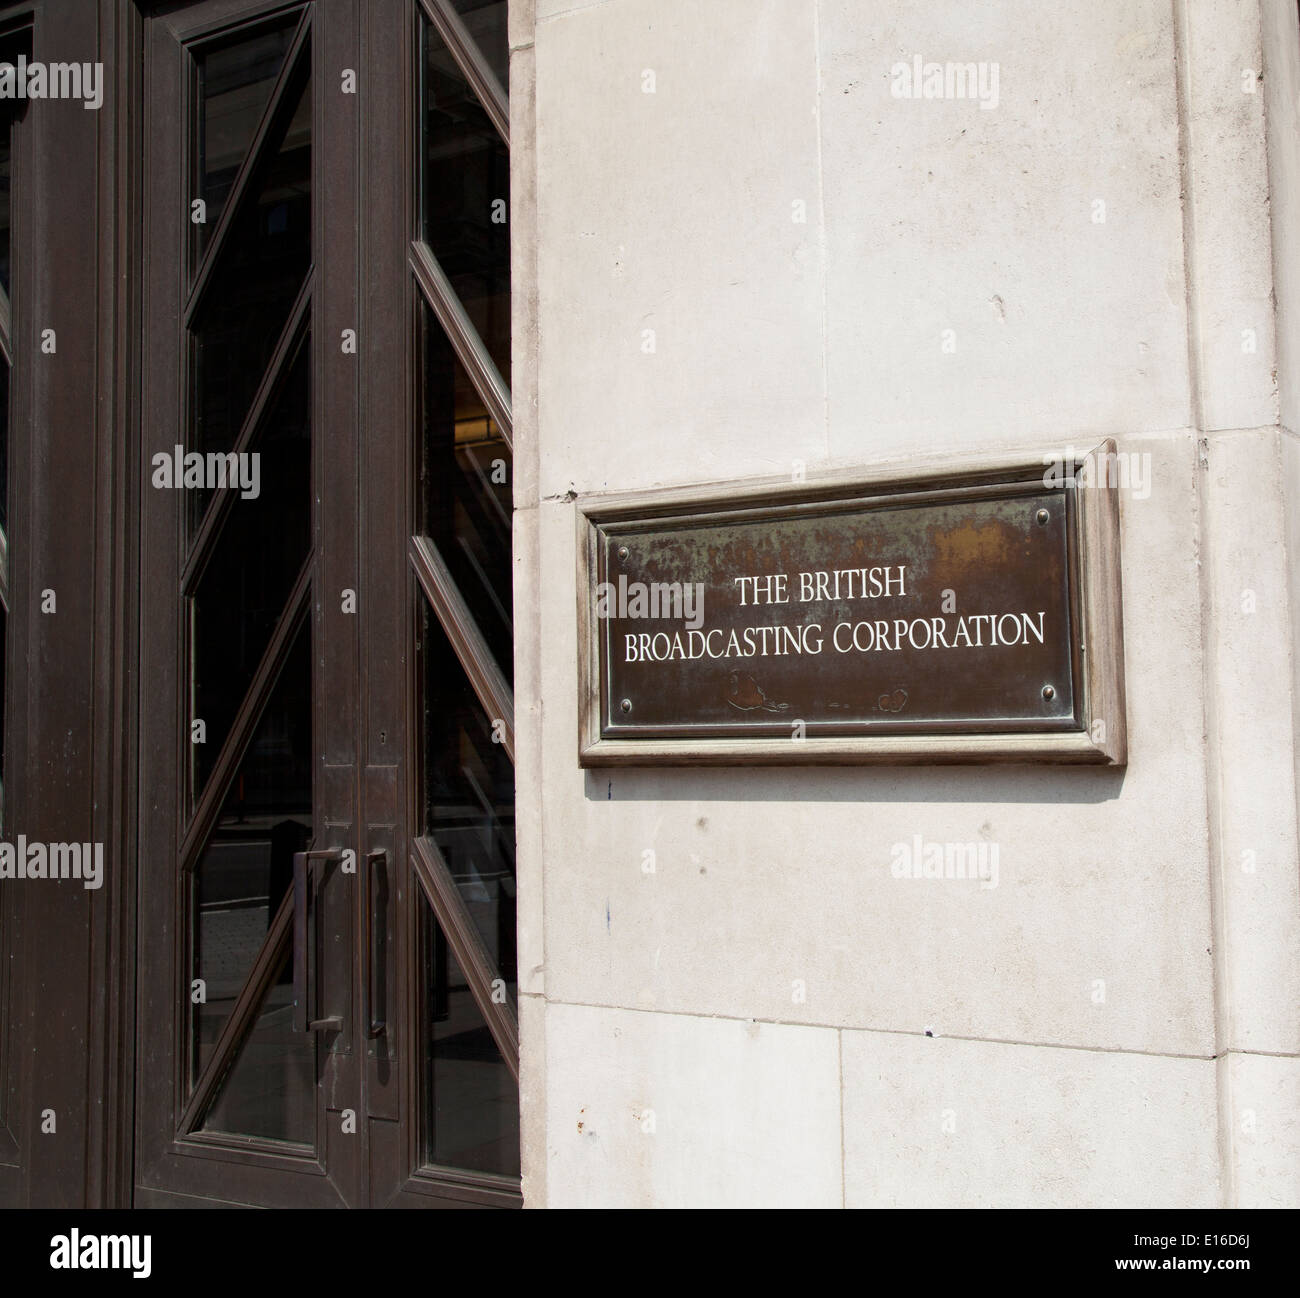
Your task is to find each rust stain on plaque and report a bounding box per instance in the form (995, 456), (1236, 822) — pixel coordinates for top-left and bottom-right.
(927, 518), (1019, 573)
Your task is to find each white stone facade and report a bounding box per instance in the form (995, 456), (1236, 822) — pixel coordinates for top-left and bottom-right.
(509, 0), (1300, 1207)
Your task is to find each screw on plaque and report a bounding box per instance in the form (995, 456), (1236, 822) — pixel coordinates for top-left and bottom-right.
(617, 545), (630, 561)
(620, 698), (632, 714)
(1042, 684), (1055, 701)
(1035, 509), (1049, 526)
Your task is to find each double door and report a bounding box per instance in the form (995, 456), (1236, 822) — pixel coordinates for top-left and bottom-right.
(136, 0), (518, 1208)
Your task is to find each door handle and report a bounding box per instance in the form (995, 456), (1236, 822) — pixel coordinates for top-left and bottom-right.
(292, 848), (345, 1033)
(363, 847), (387, 1038)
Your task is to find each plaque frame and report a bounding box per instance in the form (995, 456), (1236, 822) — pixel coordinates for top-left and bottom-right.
(576, 440), (1127, 766)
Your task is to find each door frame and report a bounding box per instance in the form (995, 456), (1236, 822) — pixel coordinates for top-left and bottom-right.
(134, 0), (367, 1208)
(353, 0), (521, 1209)
(0, 0), (522, 1210)
(132, 0), (520, 1209)
(0, 0), (142, 1210)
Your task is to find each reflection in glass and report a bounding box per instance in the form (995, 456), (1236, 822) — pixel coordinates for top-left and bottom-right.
(191, 629), (311, 1087)
(421, 606), (516, 985)
(190, 345), (310, 798)
(181, 11), (314, 1153)
(0, 80), (17, 1006)
(420, 304), (512, 678)
(0, 128), (10, 299)
(422, 20), (511, 385)
(447, 0), (509, 93)
(200, 949), (314, 1145)
(0, 360), (8, 537)
(192, 76), (310, 471)
(424, 904), (519, 1176)
(195, 24), (294, 262)
(0, 601), (5, 831)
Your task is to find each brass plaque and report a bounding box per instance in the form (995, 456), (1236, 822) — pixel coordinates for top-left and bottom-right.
(587, 478), (1095, 748)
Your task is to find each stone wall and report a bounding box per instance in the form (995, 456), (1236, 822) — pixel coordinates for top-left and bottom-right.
(510, 0), (1300, 1207)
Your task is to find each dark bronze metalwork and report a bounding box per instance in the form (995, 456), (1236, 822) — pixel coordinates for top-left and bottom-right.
(292, 848), (345, 1034)
(364, 848), (387, 1039)
(0, 0), (524, 1210)
(594, 481), (1084, 741)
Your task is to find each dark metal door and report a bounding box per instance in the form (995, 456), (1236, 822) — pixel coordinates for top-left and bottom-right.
(136, 0), (365, 1208)
(135, 0), (519, 1209)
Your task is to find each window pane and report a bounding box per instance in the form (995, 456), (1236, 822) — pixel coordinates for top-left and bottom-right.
(447, 0), (509, 92)
(192, 74), (310, 476)
(421, 607), (516, 987)
(199, 949), (314, 1145)
(419, 304), (513, 679)
(190, 344), (310, 798)
(422, 19), (511, 386)
(192, 630), (312, 1087)
(417, 2), (517, 1194)
(424, 904), (519, 1176)
(195, 23), (295, 262)
(0, 360), (8, 536)
(0, 79), (17, 1078)
(0, 600), (5, 831)
(0, 128), (10, 299)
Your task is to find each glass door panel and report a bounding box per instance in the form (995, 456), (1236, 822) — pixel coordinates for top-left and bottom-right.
(137, 0), (520, 1209)
(400, 0), (519, 1207)
(423, 905), (519, 1176)
(136, 1), (357, 1208)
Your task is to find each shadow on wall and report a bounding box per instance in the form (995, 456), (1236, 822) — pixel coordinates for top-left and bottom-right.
(584, 764), (1126, 805)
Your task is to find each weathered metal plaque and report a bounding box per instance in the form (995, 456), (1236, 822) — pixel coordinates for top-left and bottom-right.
(578, 454), (1125, 764)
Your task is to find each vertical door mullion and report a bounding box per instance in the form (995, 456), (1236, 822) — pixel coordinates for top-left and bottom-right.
(314, 0), (365, 1209)
(136, 12), (187, 1198)
(355, 0), (417, 1206)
